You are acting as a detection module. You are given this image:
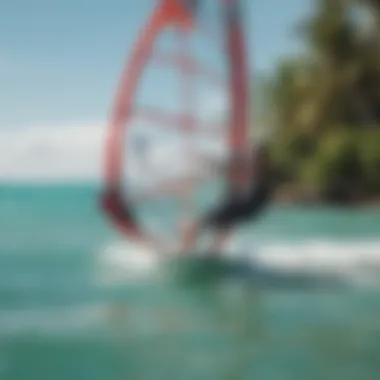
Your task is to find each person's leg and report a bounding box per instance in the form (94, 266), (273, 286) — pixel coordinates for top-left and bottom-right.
(181, 199), (238, 253)
(206, 188), (271, 254)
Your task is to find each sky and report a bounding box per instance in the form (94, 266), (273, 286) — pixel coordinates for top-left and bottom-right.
(0, 0), (312, 181)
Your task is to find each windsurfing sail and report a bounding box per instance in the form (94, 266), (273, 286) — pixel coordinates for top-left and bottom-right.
(101, 0), (251, 249)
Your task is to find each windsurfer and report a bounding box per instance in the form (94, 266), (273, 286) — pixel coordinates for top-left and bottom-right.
(181, 144), (275, 253)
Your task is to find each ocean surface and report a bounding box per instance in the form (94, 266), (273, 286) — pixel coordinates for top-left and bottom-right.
(1, 184), (380, 380)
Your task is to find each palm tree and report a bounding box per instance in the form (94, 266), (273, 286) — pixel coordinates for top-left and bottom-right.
(265, 0), (380, 200)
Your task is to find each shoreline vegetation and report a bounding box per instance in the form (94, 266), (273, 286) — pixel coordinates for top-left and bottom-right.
(273, 184), (380, 208)
(261, 0), (380, 205)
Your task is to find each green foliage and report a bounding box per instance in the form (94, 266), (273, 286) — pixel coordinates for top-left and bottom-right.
(358, 129), (380, 192)
(270, 127), (380, 201)
(302, 129), (361, 200)
(264, 0), (380, 202)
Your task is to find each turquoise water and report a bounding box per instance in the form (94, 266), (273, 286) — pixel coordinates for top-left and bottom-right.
(1, 184), (380, 380)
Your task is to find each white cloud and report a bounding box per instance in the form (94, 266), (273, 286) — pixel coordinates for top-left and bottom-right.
(0, 120), (226, 183)
(0, 122), (105, 181)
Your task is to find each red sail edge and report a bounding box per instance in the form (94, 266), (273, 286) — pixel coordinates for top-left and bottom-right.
(101, 0), (197, 242)
(224, 0), (251, 185)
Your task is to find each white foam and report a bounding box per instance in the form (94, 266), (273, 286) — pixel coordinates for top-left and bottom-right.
(99, 238), (380, 286)
(97, 241), (162, 285)
(252, 240), (380, 285)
